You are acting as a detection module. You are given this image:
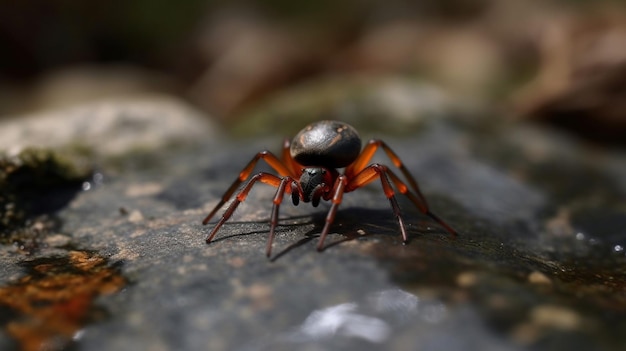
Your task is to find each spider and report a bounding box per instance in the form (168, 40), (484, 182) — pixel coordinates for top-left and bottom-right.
(202, 120), (457, 256)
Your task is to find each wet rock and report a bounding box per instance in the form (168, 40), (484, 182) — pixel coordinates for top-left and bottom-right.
(0, 94), (625, 351)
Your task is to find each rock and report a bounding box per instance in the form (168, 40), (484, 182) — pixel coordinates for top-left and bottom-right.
(0, 94), (216, 156)
(0, 148), (92, 246)
(0, 93), (625, 351)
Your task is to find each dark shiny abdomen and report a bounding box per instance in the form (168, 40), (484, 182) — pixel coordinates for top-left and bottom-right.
(290, 120), (362, 168)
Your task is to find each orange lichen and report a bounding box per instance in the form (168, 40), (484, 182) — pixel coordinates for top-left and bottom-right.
(0, 250), (126, 351)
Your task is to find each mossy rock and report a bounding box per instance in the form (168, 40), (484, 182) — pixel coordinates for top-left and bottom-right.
(0, 148), (92, 244)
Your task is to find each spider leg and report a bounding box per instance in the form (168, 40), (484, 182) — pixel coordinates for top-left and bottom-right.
(384, 169), (457, 236)
(281, 138), (302, 177)
(345, 164), (410, 243)
(346, 139), (426, 203)
(266, 177), (301, 257)
(346, 140), (457, 235)
(202, 150), (296, 225)
(317, 175), (348, 251)
(205, 172), (283, 243)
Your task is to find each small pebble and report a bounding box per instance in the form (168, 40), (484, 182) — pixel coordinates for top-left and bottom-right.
(128, 210), (145, 223)
(456, 271), (478, 287)
(530, 305), (581, 330)
(44, 234), (71, 247)
(528, 271), (552, 285)
(125, 182), (163, 197)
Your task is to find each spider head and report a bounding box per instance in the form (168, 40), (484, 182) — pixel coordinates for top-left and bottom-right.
(298, 167), (335, 206)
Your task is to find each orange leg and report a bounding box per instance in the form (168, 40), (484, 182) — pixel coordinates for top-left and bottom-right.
(383, 169), (457, 236)
(205, 172), (288, 244)
(281, 138), (302, 177)
(266, 176), (302, 257)
(202, 151), (296, 225)
(344, 164), (409, 244)
(346, 139), (427, 204)
(346, 140), (456, 235)
(317, 175), (348, 251)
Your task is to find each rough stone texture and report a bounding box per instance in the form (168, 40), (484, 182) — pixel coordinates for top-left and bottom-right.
(1, 95), (625, 351)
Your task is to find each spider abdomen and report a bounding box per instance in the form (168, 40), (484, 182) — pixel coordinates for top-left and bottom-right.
(290, 120), (362, 168)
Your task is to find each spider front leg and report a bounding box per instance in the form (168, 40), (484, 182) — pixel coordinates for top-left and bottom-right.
(280, 138), (302, 177)
(346, 140), (457, 236)
(344, 164), (409, 244)
(202, 150), (295, 225)
(266, 176), (302, 257)
(205, 172), (283, 244)
(346, 139), (428, 206)
(317, 175), (348, 251)
(384, 169), (457, 236)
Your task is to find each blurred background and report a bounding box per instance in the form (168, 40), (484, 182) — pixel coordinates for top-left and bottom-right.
(1, 0), (625, 143)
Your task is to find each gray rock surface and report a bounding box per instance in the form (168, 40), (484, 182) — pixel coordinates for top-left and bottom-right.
(1, 96), (625, 351)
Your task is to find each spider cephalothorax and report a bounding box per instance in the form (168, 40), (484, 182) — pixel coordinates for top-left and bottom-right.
(297, 167), (336, 206)
(202, 120), (456, 257)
